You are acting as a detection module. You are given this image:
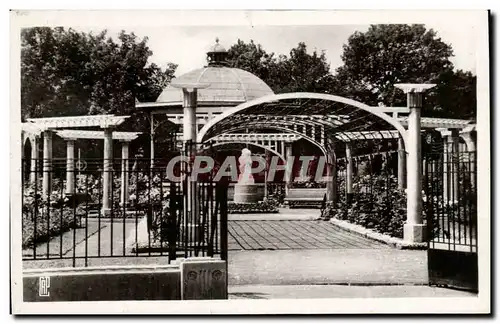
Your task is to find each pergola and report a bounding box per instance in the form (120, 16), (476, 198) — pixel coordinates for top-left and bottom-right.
(165, 86), (473, 243)
(21, 115), (139, 215)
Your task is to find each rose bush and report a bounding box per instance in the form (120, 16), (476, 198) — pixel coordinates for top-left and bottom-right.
(228, 198), (279, 214)
(320, 174), (406, 238)
(22, 181), (86, 248)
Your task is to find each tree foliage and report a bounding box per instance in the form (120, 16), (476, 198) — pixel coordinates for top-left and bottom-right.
(21, 27), (178, 159)
(21, 27), (177, 121)
(331, 24), (476, 119)
(227, 40), (333, 94)
(226, 26), (476, 120)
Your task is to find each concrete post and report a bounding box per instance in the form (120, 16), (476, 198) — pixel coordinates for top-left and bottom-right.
(439, 128), (459, 203)
(150, 112), (155, 170)
(284, 141), (293, 196)
(171, 82), (209, 243)
(397, 135), (407, 190)
(42, 130), (53, 198)
(325, 155), (337, 203)
(30, 136), (40, 184)
(180, 87), (201, 241)
(183, 89), (197, 144)
(395, 83), (435, 243)
(120, 141), (130, 207)
(65, 139), (75, 195)
(449, 129), (460, 203)
(102, 128), (113, 216)
(345, 143), (353, 203)
(439, 129), (451, 203)
(461, 129), (476, 189)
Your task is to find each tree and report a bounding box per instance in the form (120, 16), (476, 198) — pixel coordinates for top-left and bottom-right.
(331, 24), (476, 119)
(432, 69), (476, 119)
(21, 27), (177, 120)
(227, 40), (334, 94)
(21, 27), (178, 159)
(274, 42), (333, 93)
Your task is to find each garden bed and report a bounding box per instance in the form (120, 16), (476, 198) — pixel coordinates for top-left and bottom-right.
(320, 175), (406, 239)
(228, 199), (279, 214)
(22, 206), (86, 249)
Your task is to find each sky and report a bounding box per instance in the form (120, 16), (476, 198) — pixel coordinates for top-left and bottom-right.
(78, 23), (478, 77)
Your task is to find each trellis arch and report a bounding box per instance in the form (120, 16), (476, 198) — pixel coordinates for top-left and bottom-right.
(204, 141), (287, 163)
(209, 124), (330, 162)
(198, 92), (408, 149)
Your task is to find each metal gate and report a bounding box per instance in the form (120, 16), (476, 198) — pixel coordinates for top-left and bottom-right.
(21, 155), (229, 267)
(424, 140), (477, 292)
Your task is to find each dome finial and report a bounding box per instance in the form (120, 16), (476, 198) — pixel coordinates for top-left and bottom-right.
(207, 37), (228, 67)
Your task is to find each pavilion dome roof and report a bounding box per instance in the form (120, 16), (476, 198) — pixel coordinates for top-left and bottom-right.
(156, 67), (274, 104)
(155, 38), (274, 105)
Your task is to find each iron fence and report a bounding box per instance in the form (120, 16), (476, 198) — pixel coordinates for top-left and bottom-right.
(424, 151), (477, 252)
(21, 156), (228, 267)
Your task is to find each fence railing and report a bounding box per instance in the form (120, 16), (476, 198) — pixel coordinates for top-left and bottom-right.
(424, 151), (477, 252)
(21, 157), (228, 267)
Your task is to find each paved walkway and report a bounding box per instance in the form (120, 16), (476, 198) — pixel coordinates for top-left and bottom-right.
(228, 249), (427, 286)
(228, 220), (388, 250)
(226, 209), (428, 287)
(24, 209), (431, 290)
(229, 284), (476, 299)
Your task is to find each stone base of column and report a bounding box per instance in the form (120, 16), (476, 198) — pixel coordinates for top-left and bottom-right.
(403, 223), (426, 243)
(101, 208), (112, 217)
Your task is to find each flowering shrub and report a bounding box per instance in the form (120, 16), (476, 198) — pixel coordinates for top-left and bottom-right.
(321, 174), (407, 238)
(228, 198), (279, 214)
(290, 181), (327, 189)
(22, 180), (86, 248)
(22, 205), (86, 248)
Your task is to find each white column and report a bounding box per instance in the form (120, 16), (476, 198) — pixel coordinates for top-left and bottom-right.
(30, 136), (40, 184)
(42, 130), (53, 198)
(181, 87), (200, 240)
(449, 129), (460, 203)
(326, 154), (337, 203)
(150, 112), (155, 170)
(397, 135), (407, 190)
(183, 88), (197, 144)
(120, 141), (130, 206)
(440, 128), (459, 203)
(102, 128), (113, 216)
(461, 129), (476, 189)
(65, 139), (75, 195)
(284, 141), (293, 196)
(395, 83), (435, 243)
(345, 143), (353, 203)
(439, 129), (451, 203)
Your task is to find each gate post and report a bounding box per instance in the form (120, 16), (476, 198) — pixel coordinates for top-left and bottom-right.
(395, 84), (435, 243)
(172, 82), (210, 245)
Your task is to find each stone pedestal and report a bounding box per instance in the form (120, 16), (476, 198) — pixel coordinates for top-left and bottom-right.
(180, 258), (227, 300)
(233, 183), (264, 203)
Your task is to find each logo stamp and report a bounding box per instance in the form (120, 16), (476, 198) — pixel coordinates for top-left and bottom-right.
(38, 277), (50, 297)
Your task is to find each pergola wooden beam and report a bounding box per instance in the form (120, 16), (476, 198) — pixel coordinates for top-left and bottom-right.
(55, 130), (141, 141)
(398, 117), (474, 129)
(27, 114), (130, 129)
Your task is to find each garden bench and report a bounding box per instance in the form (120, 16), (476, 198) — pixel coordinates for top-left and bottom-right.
(284, 188), (327, 209)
